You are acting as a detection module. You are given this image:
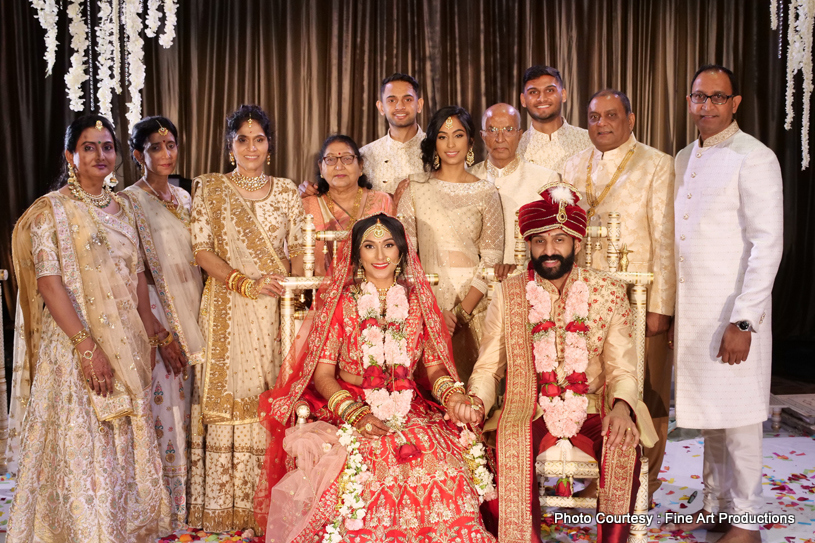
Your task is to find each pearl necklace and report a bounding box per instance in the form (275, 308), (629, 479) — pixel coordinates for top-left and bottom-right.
(231, 170), (268, 191)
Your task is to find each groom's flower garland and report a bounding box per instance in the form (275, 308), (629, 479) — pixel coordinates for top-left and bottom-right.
(526, 271), (590, 439)
(458, 428), (497, 502)
(357, 281), (412, 428)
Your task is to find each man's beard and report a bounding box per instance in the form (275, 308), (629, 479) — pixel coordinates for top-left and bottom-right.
(527, 103), (562, 124)
(532, 247), (576, 281)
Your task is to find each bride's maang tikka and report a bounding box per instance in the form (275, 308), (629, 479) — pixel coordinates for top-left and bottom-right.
(362, 219), (391, 240)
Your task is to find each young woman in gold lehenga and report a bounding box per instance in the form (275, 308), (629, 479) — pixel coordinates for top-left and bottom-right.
(188, 104), (306, 533)
(395, 106), (504, 382)
(8, 115), (171, 542)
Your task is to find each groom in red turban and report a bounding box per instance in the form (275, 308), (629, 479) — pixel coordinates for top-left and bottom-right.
(464, 182), (656, 543)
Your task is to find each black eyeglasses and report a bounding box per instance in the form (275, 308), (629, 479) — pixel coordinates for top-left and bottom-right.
(689, 92), (736, 105)
(321, 155), (358, 166)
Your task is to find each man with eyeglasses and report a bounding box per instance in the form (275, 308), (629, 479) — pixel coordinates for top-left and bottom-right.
(517, 65), (592, 174)
(562, 89), (676, 506)
(668, 64), (783, 543)
(469, 103), (559, 266)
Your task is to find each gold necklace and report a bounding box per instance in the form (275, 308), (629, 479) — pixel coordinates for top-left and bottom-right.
(69, 178), (112, 208)
(142, 178), (190, 226)
(585, 144), (637, 220)
(324, 187), (364, 230)
(231, 170), (268, 191)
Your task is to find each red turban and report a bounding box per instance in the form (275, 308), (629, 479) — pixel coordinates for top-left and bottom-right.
(518, 181), (587, 240)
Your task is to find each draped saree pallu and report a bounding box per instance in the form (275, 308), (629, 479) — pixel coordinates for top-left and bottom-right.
(8, 192), (170, 542)
(125, 185), (205, 528)
(189, 173), (304, 532)
(254, 238), (497, 543)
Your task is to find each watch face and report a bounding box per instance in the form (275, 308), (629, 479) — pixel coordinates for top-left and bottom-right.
(736, 321), (750, 331)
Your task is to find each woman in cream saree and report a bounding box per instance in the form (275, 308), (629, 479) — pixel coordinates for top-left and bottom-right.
(8, 115), (170, 542)
(125, 116), (205, 528)
(189, 105), (305, 533)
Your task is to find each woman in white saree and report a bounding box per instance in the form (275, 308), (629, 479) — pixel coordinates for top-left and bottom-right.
(124, 116), (205, 528)
(8, 115), (171, 542)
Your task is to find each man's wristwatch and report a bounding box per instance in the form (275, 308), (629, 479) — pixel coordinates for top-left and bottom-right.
(734, 320), (753, 332)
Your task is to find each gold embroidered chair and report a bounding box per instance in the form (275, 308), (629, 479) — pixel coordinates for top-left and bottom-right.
(486, 213), (652, 543)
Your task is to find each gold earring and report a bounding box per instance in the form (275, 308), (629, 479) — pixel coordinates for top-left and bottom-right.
(229, 152), (235, 166)
(356, 266), (365, 280)
(433, 153), (440, 169)
(266, 153), (271, 165)
(394, 264), (401, 276)
(466, 147), (475, 167)
(67, 161), (78, 184)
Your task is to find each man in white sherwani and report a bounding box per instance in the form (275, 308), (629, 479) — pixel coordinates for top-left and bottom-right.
(563, 89), (676, 503)
(469, 103), (560, 265)
(669, 65), (783, 543)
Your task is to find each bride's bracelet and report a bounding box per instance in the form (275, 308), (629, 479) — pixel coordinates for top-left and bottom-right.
(327, 390), (352, 415)
(432, 375), (466, 407)
(343, 402), (371, 426)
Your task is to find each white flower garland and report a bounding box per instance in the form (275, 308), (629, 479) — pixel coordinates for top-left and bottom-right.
(65, 0), (89, 111)
(123, 0), (145, 131)
(323, 424), (370, 542)
(144, 0), (161, 36)
(776, 0), (814, 169)
(95, 0), (117, 121)
(159, 0), (178, 48)
(357, 282), (412, 429)
(29, 0), (177, 126)
(458, 428), (497, 502)
(30, 0), (60, 76)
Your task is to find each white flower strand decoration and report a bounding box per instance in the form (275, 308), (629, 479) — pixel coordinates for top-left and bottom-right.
(65, 0), (90, 111)
(159, 0), (178, 48)
(95, 0), (117, 121)
(322, 424), (370, 542)
(123, 0), (146, 130)
(774, 0), (814, 169)
(144, 0), (161, 36)
(28, 0), (177, 129)
(30, 0), (60, 75)
(458, 427), (497, 502)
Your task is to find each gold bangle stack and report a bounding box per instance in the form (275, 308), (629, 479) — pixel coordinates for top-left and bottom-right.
(327, 390), (352, 415)
(343, 402), (372, 427)
(225, 269), (260, 300)
(70, 328), (91, 347)
(432, 375), (466, 407)
(454, 303), (474, 325)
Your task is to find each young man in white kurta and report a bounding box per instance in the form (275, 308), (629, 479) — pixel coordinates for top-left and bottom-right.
(360, 73), (426, 194)
(563, 90), (676, 502)
(672, 66), (783, 541)
(517, 65), (592, 174)
(469, 103), (560, 263)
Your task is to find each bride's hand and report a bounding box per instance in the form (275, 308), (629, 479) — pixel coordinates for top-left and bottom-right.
(445, 393), (484, 425)
(355, 414), (391, 438)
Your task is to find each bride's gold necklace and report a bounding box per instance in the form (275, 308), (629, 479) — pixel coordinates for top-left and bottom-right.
(231, 169), (268, 191)
(69, 178), (112, 208)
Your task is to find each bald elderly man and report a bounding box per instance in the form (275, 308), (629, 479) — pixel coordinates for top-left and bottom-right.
(470, 103), (559, 266)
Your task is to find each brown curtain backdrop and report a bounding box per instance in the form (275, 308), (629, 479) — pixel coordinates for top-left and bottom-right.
(2, 0), (813, 368)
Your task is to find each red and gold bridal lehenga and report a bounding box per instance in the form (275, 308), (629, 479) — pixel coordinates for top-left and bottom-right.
(255, 236), (496, 543)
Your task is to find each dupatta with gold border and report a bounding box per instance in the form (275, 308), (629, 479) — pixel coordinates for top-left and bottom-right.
(124, 186), (205, 365)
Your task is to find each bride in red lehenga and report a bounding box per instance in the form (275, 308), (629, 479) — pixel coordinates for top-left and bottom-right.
(255, 213), (497, 543)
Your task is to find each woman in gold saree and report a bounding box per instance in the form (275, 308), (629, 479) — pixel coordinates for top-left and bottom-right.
(395, 106), (504, 382)
(8, 115), (170, 542)
(189, 104), (305, 533)
(124, 116), (204, 528)
(302, 135), (394, 276)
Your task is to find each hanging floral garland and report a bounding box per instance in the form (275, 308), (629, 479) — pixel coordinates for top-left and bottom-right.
(772, 0), (814, 169)
(28, 0), (178, 129)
